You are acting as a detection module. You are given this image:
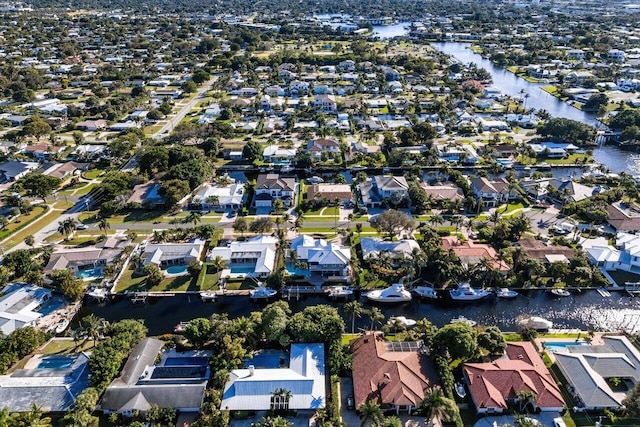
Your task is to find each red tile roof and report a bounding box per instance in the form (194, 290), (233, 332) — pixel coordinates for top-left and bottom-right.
(441, 236), (508, 271)
(463, 342), (564, 411)
(351, 333), (437, 409)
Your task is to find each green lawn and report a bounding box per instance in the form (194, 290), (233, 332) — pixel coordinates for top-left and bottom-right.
(75, 183), (99, 196)
(545, 153), (593, 165)
(0, 205), (47, 241)
(116, 266), (198, 293)
(341, 334), (361, 346)
(40, 339), (95, 355)
(82, 169), (105, 180)
(197, 263), (222, 290)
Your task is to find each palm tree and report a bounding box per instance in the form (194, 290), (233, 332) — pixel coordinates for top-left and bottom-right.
(516, 390), (537, 412)
(344, 300), (364, 334)
(420, 387), (459, 426)
(378, 416), (402, 427)
(366, 307), (385, 330)
(81, 314), (103, 346)
(210, 256), (226, 275)
(57, 218), (77, 240)
(69, 328), (84, 348)
(98, 218), (110, 236)
(430, 214), (444, 229)
(488, 210), (502, 226)
(272, 198), (285, 214)
(358, 400), (383, 427)
(233, 216), (248, 237)
(186, 212), (202, 226)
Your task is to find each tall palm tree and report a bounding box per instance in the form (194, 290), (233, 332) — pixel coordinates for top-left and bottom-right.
(186, 212), (202, 226)
(366, 307), (385, 331)
(210, 256), (226, 276)
(430, 214), (444, 229)
(420, 387), (458, 425)
(58, 218), (77, 240)
(344, 300), (364, 334)
(516, 390), (537, 412)
(378, 416), (403, 427)
(488, 210), (502, 227)
(98, 218), (110, 236)
(358, 400), (383, 427)
(81, 314), (103, 346)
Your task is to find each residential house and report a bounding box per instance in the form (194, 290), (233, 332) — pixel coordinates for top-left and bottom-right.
(555, 336), (640, 410)
(567, 49), (585, 60)
(208, 235), (278, 279)
(44, 238), (128, 278)
(307, 138), (340, 159)
(100, 338), (211, 415)
(307, 183), (353, 205)
(142, 240), (206, 268)
(359, 175), (409, 208)
(0, 283), (52, 336)
(0, 161), (39, 182)
(464, 342), (564, 414)
(221, 343), (325, 411)
(351, 332), (437, 414)
(518, 239), (574, 264)
(75, 119), (107, 131)
(109, 121), (140, 132)
(360, 237), (420, 263)
(442, 236), (508, 272)
(289, 80), (309, 96)
(470, 177), (512, 208)
(41, 162), (82, 180)
(608, 49), (626, 62)
(191, 180), (244, 211)
(254, 173), (298, 208)
(289, 235), (351, 282)
(0, 350), (90, 412)
(126, 182), (165, 206)
(72, 144), (107, 161)
(313, 94), (337, 112)
(585, 232), (640, 273)
(607, 201), (640, 232)
(420, 182), (465, 205)
(23, 144), (65, 161)
(521, 178), (598, 204)
(262, 145), (297, 163)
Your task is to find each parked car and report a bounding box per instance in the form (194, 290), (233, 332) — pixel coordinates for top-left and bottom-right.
(553, 418), (567, 427)
(76, 223), (88, 230)
(346, 395), (354, 410)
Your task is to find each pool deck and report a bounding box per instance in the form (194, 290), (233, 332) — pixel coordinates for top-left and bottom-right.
(534, 332), (605, 362)
(33, 301), (81, 335)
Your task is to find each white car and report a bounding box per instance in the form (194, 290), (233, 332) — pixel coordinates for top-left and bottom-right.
(553, 418), (567, 427)
(75, 223), (88, 230)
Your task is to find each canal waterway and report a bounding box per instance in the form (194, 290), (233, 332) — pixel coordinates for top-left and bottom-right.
(85, 290), (640, 336)
(430, 41), (640, 175)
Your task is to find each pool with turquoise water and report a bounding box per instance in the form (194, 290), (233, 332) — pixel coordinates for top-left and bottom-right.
(542, 341), (590, 352)
(76, 267), (103, 280)
(38, 356), (75, 369)
(229, 265), (255, 274)
(166, 265), (188, 275)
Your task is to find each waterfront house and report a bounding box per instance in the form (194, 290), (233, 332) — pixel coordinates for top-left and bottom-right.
(307, 183), (353, 205)
(470, 177), (512, 208)
(306, 138), (340, 159)
(100, 338), (211, 416)
(358, 175), (409, 208)
(360, 237), (420, 264)
(585, 231), (640, 273)
(518, 239), (574, 264)
(191, 180), (244, 211)
(221, 343), (325, 411)
(607, 201), (640, 232)
(464, 342), (564, 414)
(0, 283), (52, 336)
(351, 332), (437, 414)
(208, 235), (278, 279)
(289, 235), (351, 282)
(254, 173), (298, 208)
(419, 182), (465, 205)
(45, 239), (127, 278)
(0, 350), (90, 412)
(262, 145), (297, 163)
(554, 336), (640, 410)
(142, 240), (206, 269)
(442, 236), (508, 272)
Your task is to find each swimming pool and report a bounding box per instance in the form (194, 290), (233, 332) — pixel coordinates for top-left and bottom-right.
(230, 265), (255, 274)
(543, 341), (590, 353)
(165, 265), (188, 275)
(245, 351), (287, 369)
(38, 355), (75, 369)
(37, 296), (67, 316)
(76, 267), (103, 280)
(286, 265), (309, 277)
(164, 356), (209, 366)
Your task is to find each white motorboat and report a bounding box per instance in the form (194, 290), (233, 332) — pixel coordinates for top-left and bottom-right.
(174, 321), (190, 333)
(250, 285), (277, 300)
(449, 283), (491, 301)
(414, 285), (438, 300)
(86, 287), (108, 301)
(328, 286), (353, 299)
(55, 319), (69, 334)
(455, 382), (467, 399)
(450, 315), (477, 327)
(518, 316), (553, 330)
(388, 316), (417, 328)
(200, 290), (217, 301)
(551, 288), (571, 297)
(366, 283), (412, 303)
(496, 288), (519, 299)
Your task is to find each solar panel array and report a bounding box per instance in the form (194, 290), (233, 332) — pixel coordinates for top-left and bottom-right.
(384, 341), (422, 352)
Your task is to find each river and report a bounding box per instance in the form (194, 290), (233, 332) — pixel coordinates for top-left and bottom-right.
(84, 290), (640, 336)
